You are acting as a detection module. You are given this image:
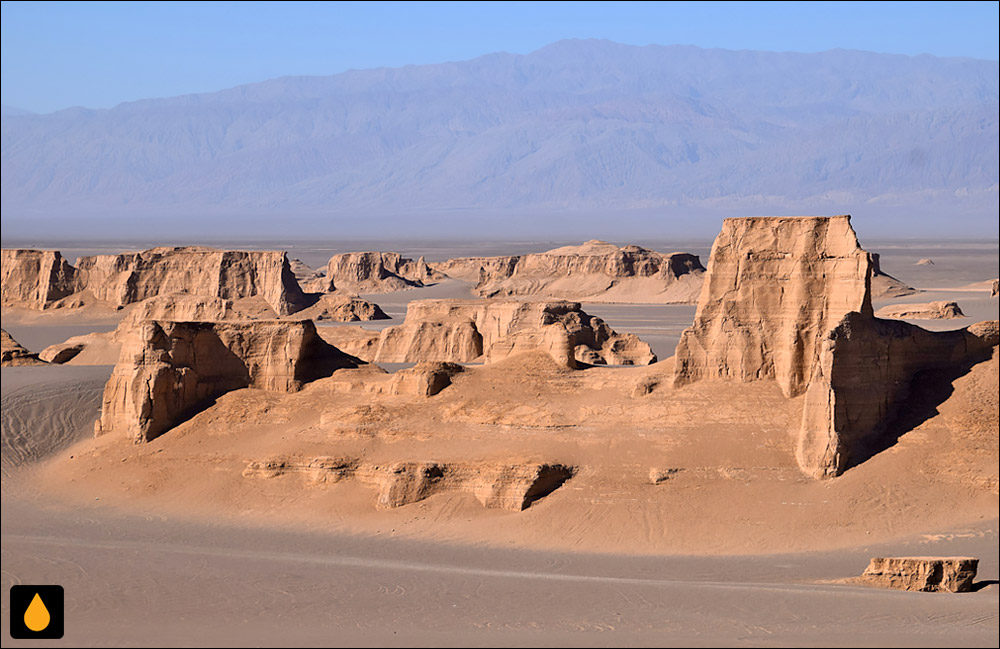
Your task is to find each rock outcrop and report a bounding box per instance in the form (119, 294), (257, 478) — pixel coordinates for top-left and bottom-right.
(321, 299), (655, 368)
(95, 320), (360, 443)
(2, 247), (309, 315)
(387, 362), (464, 397)
(915, 258), (935, 266)
(1, 249), (77, 309)
(1, 329), (45, 366)
(859, 557), (978, 592)
(75, 247), (309, 315)
(674, 216), (872, 399)
(993, 279), (999, 297)
(673, 215), (998, 479)
(291, 294), (390, 322)
(244, 456), (575, 511)
(319, 252), (441, 293)
(437, 240), (706, 304)
(874, 301), (966, 320)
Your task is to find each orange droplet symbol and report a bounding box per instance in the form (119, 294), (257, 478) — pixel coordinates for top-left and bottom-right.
(24, 592), (51, 632)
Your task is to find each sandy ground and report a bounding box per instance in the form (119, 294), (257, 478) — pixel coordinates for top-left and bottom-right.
(1, 239), (998, 646)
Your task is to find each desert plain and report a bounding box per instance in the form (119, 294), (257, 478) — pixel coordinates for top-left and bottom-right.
(1, 216), (998, 647)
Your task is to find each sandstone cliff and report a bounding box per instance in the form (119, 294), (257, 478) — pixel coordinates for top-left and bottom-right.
(674, 215), (872, 399)
(1, 329), (45, 366)
(2, 246), (309, 315)
(95, 319), (360, 443)
(436, 240), (706, 304)
(290, 294), (390, 322)
(1, 249), (77, 309)
(672, 215), (997, 479)
(874, 300), (966, 320)
(318, 252), (442, 293)
(320, 299), (655, 368)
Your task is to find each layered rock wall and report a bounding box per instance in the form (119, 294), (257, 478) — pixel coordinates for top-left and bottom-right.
(331, 299), (655, 368)
(674, 216), (872, 398)
(1, 249), (77, 309)
(95, 320), (359, 443)
(859, 557), (978, 592)
(437, 241), (705, 304)
(320, 251), (440, 293)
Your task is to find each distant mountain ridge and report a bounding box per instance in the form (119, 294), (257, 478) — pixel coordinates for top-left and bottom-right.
(2, 39), (997, 238)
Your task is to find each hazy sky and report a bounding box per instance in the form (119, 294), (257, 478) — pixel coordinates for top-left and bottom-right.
(2, 0), (998, 114)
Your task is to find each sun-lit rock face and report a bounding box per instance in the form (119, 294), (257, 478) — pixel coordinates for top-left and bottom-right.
(95, 319), (359, 443)
(859, 557), (979, 592)
(319, 251), (440, 293)
(437, 240), (706, 304)
(320, 299), (656, 368)
(1, 249), (77, 309)
(673, 215), (998, 479)
(674, 216), (873, 399)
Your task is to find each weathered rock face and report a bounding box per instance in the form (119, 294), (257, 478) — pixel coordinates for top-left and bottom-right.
(323, 299), (655, 368)
(860, 557), (978, 592)
(75, 247), (308, 315)
(437, 240), (706, 304)
(1, 249), (77, 309)
(95, 320), (359, 443)
(387, 362), (464, 397)
(244, 456), (575, 511)
(2, 246), (309, 315)
(870, 253), (919, 299)
(320, 252), (441, 293)
(674, 216), (873, 399)
(1, 329), (45, 366)
(673, 214), (998, 479)
(992, 279), (999, 297)
(292, 294), (390, 322)
(874, 300), (966, 320)
(797, 314), (997, 477)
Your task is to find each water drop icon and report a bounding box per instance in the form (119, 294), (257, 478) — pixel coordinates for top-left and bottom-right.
(24, 592), (51, 632)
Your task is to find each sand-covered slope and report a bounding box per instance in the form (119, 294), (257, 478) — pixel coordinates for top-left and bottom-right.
(436, 240), (706, 304)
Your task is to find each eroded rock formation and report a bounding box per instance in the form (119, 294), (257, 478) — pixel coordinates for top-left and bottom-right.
(437, 240), (705, 304)
(673, 215), (998, 479)
(244, 456), (575, 511)
(2, 247), (308, 315)
(1, 329), (45, 366)
(674, 215), (872, 398)
(95, 320), (360, 443)
(870, 253), (919, 299)
(387, 362), (464, 397)
(319, 252), (441, 293)
(1, 249), (77, 309)
(859, 557), (978, 592)
(291, 294), (390, 322)
(874, 301), (966, 320)
(321, 299), (655, 368)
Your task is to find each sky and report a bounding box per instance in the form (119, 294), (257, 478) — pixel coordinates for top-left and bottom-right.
(2, 0), (998, 114)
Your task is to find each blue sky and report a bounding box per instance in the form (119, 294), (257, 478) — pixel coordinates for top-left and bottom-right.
(2, 1), (998, 114)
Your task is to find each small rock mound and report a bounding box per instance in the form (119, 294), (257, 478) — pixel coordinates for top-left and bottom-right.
(293, 294), (389, 322)
(915, 258), (935, 265)
(387, 362), (464, 397)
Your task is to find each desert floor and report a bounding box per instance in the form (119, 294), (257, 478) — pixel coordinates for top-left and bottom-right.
(1, 239), (997, 646)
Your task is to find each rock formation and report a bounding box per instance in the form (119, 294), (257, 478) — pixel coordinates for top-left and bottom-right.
(244, 456), (575, 511)
(993, 279), (999, 297)
(1, 329), (45, 366)
(2, 247), (309, 315)
(797, 316), (996, 477)
(387, 362), (464, 397)
(874, 301), (966, 320)
(320, 299), (655, 368)
(673, 215), (998, 479)
(674, 216), (873, 399)
(437, 240), (706, 304)
(915, 258), (935, 265)
(1, 249), (77, 309)
(318, 252), (441, 293)
(859, 557), (978, 592)
(95, 320), (360, 443)
(291, 294), (389, 322)
(870, 253), (919, 299)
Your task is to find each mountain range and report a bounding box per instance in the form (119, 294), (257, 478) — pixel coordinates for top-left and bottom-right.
(2, 39), (997, 239)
